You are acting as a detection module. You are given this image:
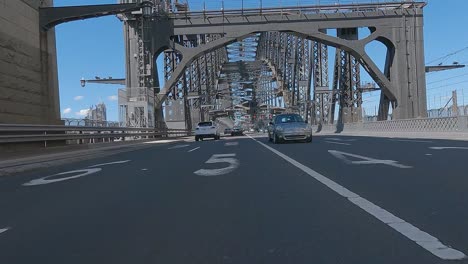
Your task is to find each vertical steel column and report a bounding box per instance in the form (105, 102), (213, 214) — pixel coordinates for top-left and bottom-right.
(312, 30), (331, 125)
(331, 49), (340, 124)
(336, 28), (362, 124)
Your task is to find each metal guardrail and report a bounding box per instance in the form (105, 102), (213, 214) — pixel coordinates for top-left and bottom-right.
(315, 116), (468, 133)
(0, 124), (191, 146)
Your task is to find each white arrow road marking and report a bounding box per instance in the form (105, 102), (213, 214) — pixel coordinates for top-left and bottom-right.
(23, 168), (102, 186)
(247, 135), (466, 260)
(325, 141), (351, 146)
(328, 150), (412, 169)
(429, 147), (468, 150)
(0, 227), (10, 235)
(168, 144), (190, 150)
(194, 154), (239, 176)
(188, 147), (200, 152)
(88, 160), (131, 168)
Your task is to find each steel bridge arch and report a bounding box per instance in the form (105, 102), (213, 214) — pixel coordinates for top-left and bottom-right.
(158, 28), (397, 108)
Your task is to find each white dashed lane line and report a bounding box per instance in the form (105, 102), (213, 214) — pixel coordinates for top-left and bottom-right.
(0, 227), (10, 235)
(247, 135), (466, 261)
(429, 147), (468, 150)
(325, 141), (351, 146)
(88, 160), (131, 168)
(390, 139), (433, 143)
(187, 147), (200, 152)
(168, 144), (190, 150)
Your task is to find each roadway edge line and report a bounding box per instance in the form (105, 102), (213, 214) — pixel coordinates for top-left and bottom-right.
(246, 135), (467, 261)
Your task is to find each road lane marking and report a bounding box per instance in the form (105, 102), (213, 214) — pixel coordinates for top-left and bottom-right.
(188, 147), (200, 152)
(194, 154), (239, 176)
(144, 139), (182, 144)
(390, 139), (433, 143)
(328, 150), (412, 169)
(168, 144), (190, 150)
(23, 168), (102, 186)
(141, 168), (148, 171)
(225, 142), (239, 146)
(88, 160), (131, 168)
(429, 147), (468, 150)
(247, 135), (466, 260)
(0, 227), (10, 235)
(425, 154), (433, 156)
(325, 141), (351, 146)
(324, 138), (356, 142)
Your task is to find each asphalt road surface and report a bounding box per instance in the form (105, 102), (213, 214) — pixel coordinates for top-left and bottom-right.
(1, 134), (468, 263)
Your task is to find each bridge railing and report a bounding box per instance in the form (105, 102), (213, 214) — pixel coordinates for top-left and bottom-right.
(315, 116), (468, 134)
(169, 1), (425, 19)
(62, 118), (122, 127)
(0, 124), (191, 147)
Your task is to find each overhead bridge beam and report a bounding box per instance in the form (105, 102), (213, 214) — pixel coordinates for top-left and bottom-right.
(425, 65), (465, 73)
(39, 3), (142, 31)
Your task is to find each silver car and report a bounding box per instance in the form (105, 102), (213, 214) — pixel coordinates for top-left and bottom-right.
(268, 114), (312, 144)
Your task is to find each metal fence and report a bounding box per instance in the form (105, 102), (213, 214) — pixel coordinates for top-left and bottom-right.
(315, 115), (468, 133)
(0, 123), (191, 147)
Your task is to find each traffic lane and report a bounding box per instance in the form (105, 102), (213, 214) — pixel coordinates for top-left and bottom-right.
(265, 134), (468, 259)
(0, 140), (204, 264)
(0, 136), (457, 263)
(0, 139), (193, 190)
(148, 137), (441, 264)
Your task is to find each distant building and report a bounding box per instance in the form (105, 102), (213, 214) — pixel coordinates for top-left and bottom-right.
(86, 103), (107, 122)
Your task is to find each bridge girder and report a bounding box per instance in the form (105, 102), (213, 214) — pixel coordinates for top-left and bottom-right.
(155, 3), (427, 123)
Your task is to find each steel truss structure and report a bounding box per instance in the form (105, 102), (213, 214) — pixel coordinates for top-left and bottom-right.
(117, 1), (428, 128)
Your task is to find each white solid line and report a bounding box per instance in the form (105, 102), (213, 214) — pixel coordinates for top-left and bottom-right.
(225, 142), (239, 146)
(88, 160), (131, 168)
(246, 135), (466, 260)
(0, 227), (10, 235)
(390, 139), (433, 143)
(188, 147), (200, 152)
(429, 147), (468, 150)
(425, 154), (433, 156)
(325, 141), (351, 146)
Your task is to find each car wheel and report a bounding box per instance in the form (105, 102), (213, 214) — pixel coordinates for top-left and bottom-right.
(195, 136), (199, 142)
(306, 136), (312, 143)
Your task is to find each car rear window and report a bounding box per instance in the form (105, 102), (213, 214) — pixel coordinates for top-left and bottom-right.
(198, 122), (213, 127)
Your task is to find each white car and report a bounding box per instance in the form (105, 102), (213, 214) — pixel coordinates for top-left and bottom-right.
(195, 121), (221, 141)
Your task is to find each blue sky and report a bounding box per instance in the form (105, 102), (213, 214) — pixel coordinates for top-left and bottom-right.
(55, 0), (468, 121)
